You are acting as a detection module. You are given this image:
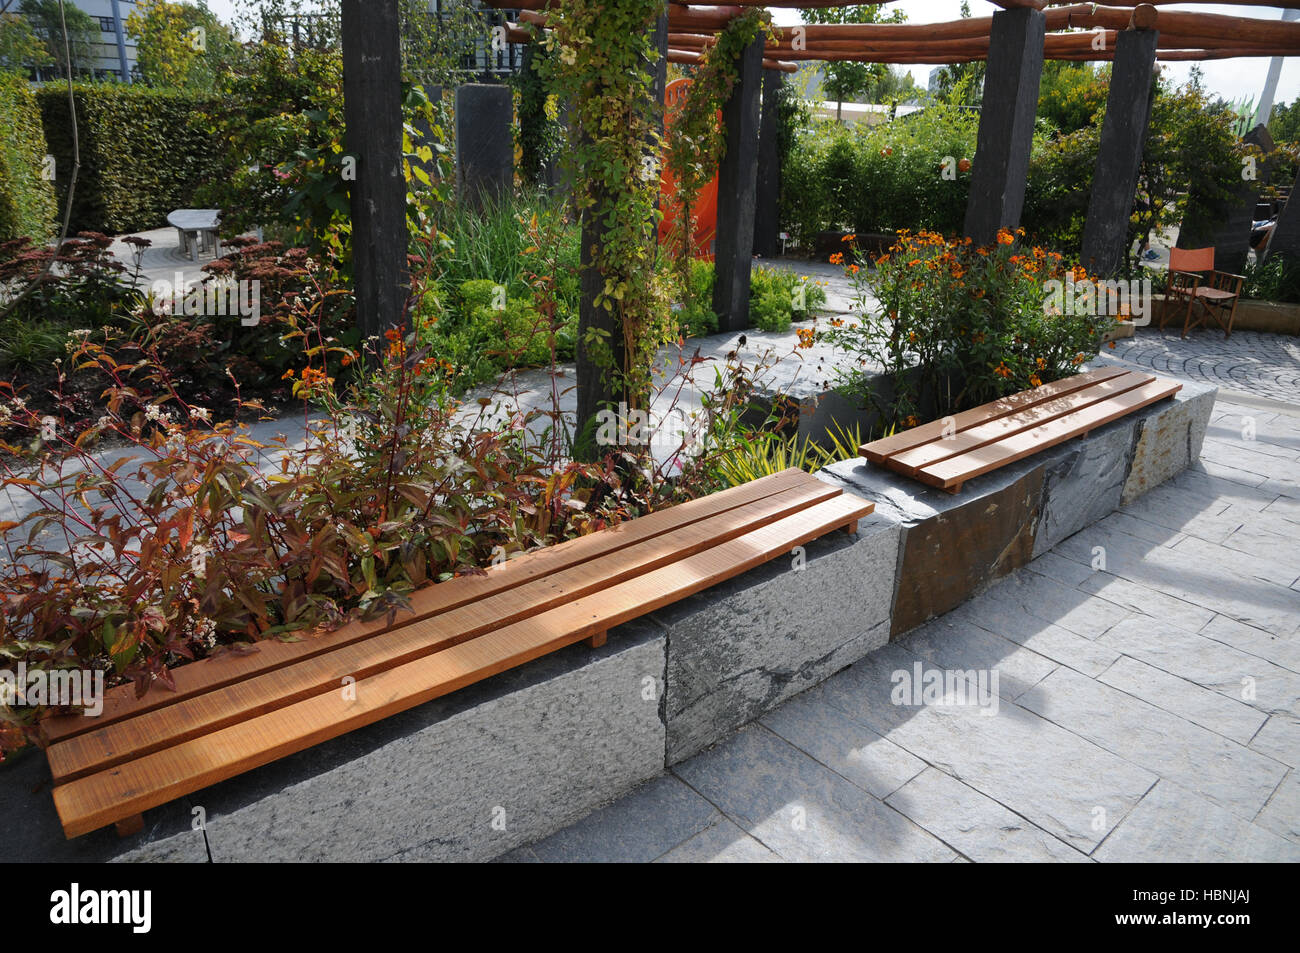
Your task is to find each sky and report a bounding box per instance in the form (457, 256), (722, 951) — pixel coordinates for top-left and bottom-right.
(198, 0), (1300, 107)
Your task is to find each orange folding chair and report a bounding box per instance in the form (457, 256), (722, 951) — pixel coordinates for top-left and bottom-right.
(1162, 246), (1244, 338)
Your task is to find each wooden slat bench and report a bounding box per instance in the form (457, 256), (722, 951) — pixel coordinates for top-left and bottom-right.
(39, 468), (871, 839)
(860, 367), (1182, 493)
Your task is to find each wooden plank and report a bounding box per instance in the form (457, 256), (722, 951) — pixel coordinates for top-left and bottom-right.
(52, 493), (871, 838)
(43, 467), (816, 744)
(859, 366), (1130, 464)
(886, 371), (1154, 474)
(917, 379), (1182, 489)
(46, 477), (843, 783)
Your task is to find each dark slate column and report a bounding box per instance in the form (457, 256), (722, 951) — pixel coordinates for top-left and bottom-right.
(1080, 29), (1159, 277)
(753, 68), (782, 259)
(455, 83), (514, 206)
(1181, 124), (1276, 274)
(963, 8), (1046, 247)
(1264, 164), (1300, 263)
(712, 34), (764, 331)
(341, 0), (408, 342)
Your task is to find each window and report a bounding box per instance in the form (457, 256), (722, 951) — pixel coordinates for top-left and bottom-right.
(99, 17), (116, 32)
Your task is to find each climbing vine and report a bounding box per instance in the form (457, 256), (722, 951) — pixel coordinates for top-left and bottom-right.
(531, 0), (672, 455)
(662, 9), (769, 311)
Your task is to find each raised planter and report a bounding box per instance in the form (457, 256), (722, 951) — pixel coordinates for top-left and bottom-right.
(0, 380), (1217, 863)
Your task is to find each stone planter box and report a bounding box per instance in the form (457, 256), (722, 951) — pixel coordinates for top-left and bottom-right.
(0, 380), (1216, 863)
(1151, 294), (1300, 335)
(822, 379), (1216, 637)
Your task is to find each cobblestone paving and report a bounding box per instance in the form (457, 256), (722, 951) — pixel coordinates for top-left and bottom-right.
(502, 398), (1300, 863)
(1103, 328), (1300, 404)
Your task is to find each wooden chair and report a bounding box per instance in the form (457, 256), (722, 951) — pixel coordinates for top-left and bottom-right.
(1163, 246), (1244, 339)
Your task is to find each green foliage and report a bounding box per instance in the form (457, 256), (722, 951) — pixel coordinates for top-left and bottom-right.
(513, 44), (563, 188)
(36, 83), (224, 234)
(671, 260), (825, 336)
(799, 4), (905, 111)
(1268, 96), (1300, 147)
(676, 258), (717, 338)
(20, 0), (97, 76)
(194, 39), (345, 249)
(0, 11), (50, 74)
(1036, 61), (1108, 135)
(819, 229), (1108, 429)
(749, 264), (827, 333)
(127, 0), (244, 92)
(781, 101), (978, 245)
(1024, 75), (1248, 272)
(0, 71), (56, 242)
(1244, 254), (1300, 304)
(532, 0), (673, 452)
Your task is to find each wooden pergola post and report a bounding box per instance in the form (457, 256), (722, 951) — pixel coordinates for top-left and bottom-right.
(341, 0), (408, 343)
(1080, 26), (1160, 276)
(963, 7), (1046, 246)
(712, 32), (764, 331)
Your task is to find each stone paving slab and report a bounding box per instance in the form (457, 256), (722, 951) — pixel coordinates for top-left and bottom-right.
(672, 723), (957, 862)
(1093, 780), (1300, 863)
(1019, 667), (1286, 820)
(507, 774), (721, 863)
(758, 691), (927, 801)
(884, 767), (1091, 863)
(654, 818), (783, 863)
(1096, 655), (1268, 746)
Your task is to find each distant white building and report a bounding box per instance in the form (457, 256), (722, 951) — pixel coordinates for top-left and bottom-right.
(71, 0), (139, 80)
(19, 0), (140, 81)
(927, 67), (944, 95)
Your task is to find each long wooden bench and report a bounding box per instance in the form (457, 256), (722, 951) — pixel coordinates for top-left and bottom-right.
(860, 367), (1182, 493)
(40, 468), (871, 839)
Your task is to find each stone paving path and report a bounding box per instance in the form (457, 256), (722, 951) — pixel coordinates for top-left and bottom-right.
(1104, 327), (1300, 405)
(501, 396), (1300, 862)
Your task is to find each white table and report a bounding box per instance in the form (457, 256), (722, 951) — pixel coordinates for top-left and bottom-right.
(166, 209), (222, 261)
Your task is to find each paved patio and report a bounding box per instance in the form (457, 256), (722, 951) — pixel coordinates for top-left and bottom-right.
(501, 392), (1300, 862)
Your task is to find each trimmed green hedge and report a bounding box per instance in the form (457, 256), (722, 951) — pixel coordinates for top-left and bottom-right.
(37, 83), (223, 234)
(0, 72), (57, 242)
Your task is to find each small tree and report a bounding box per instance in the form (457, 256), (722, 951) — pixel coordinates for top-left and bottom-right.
(127, 0), (243, 91)
(800, 4), (905, 121)
(0, 11), (50, 75)
(19, 0), (97, 77)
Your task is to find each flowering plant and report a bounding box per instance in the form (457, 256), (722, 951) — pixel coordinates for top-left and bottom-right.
(813, 229), (1111, 427)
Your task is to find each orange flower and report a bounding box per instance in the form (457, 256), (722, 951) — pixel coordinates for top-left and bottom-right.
(1029, 373), (1042, 387)
(829, 252), (844, 265)
(1035, 357), (1046, 370)
(993, 362), (1012, 379)
(281, 369), (295, 380)
(849, 263), (860, 274)
(996, 228), (1015, 246)
(796, 327), (816, 349)
(841, 233), (857, 243)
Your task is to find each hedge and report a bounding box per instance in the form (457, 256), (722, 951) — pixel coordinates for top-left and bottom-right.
(37, 83), (224, 234)
(0, 72), (57, 242)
